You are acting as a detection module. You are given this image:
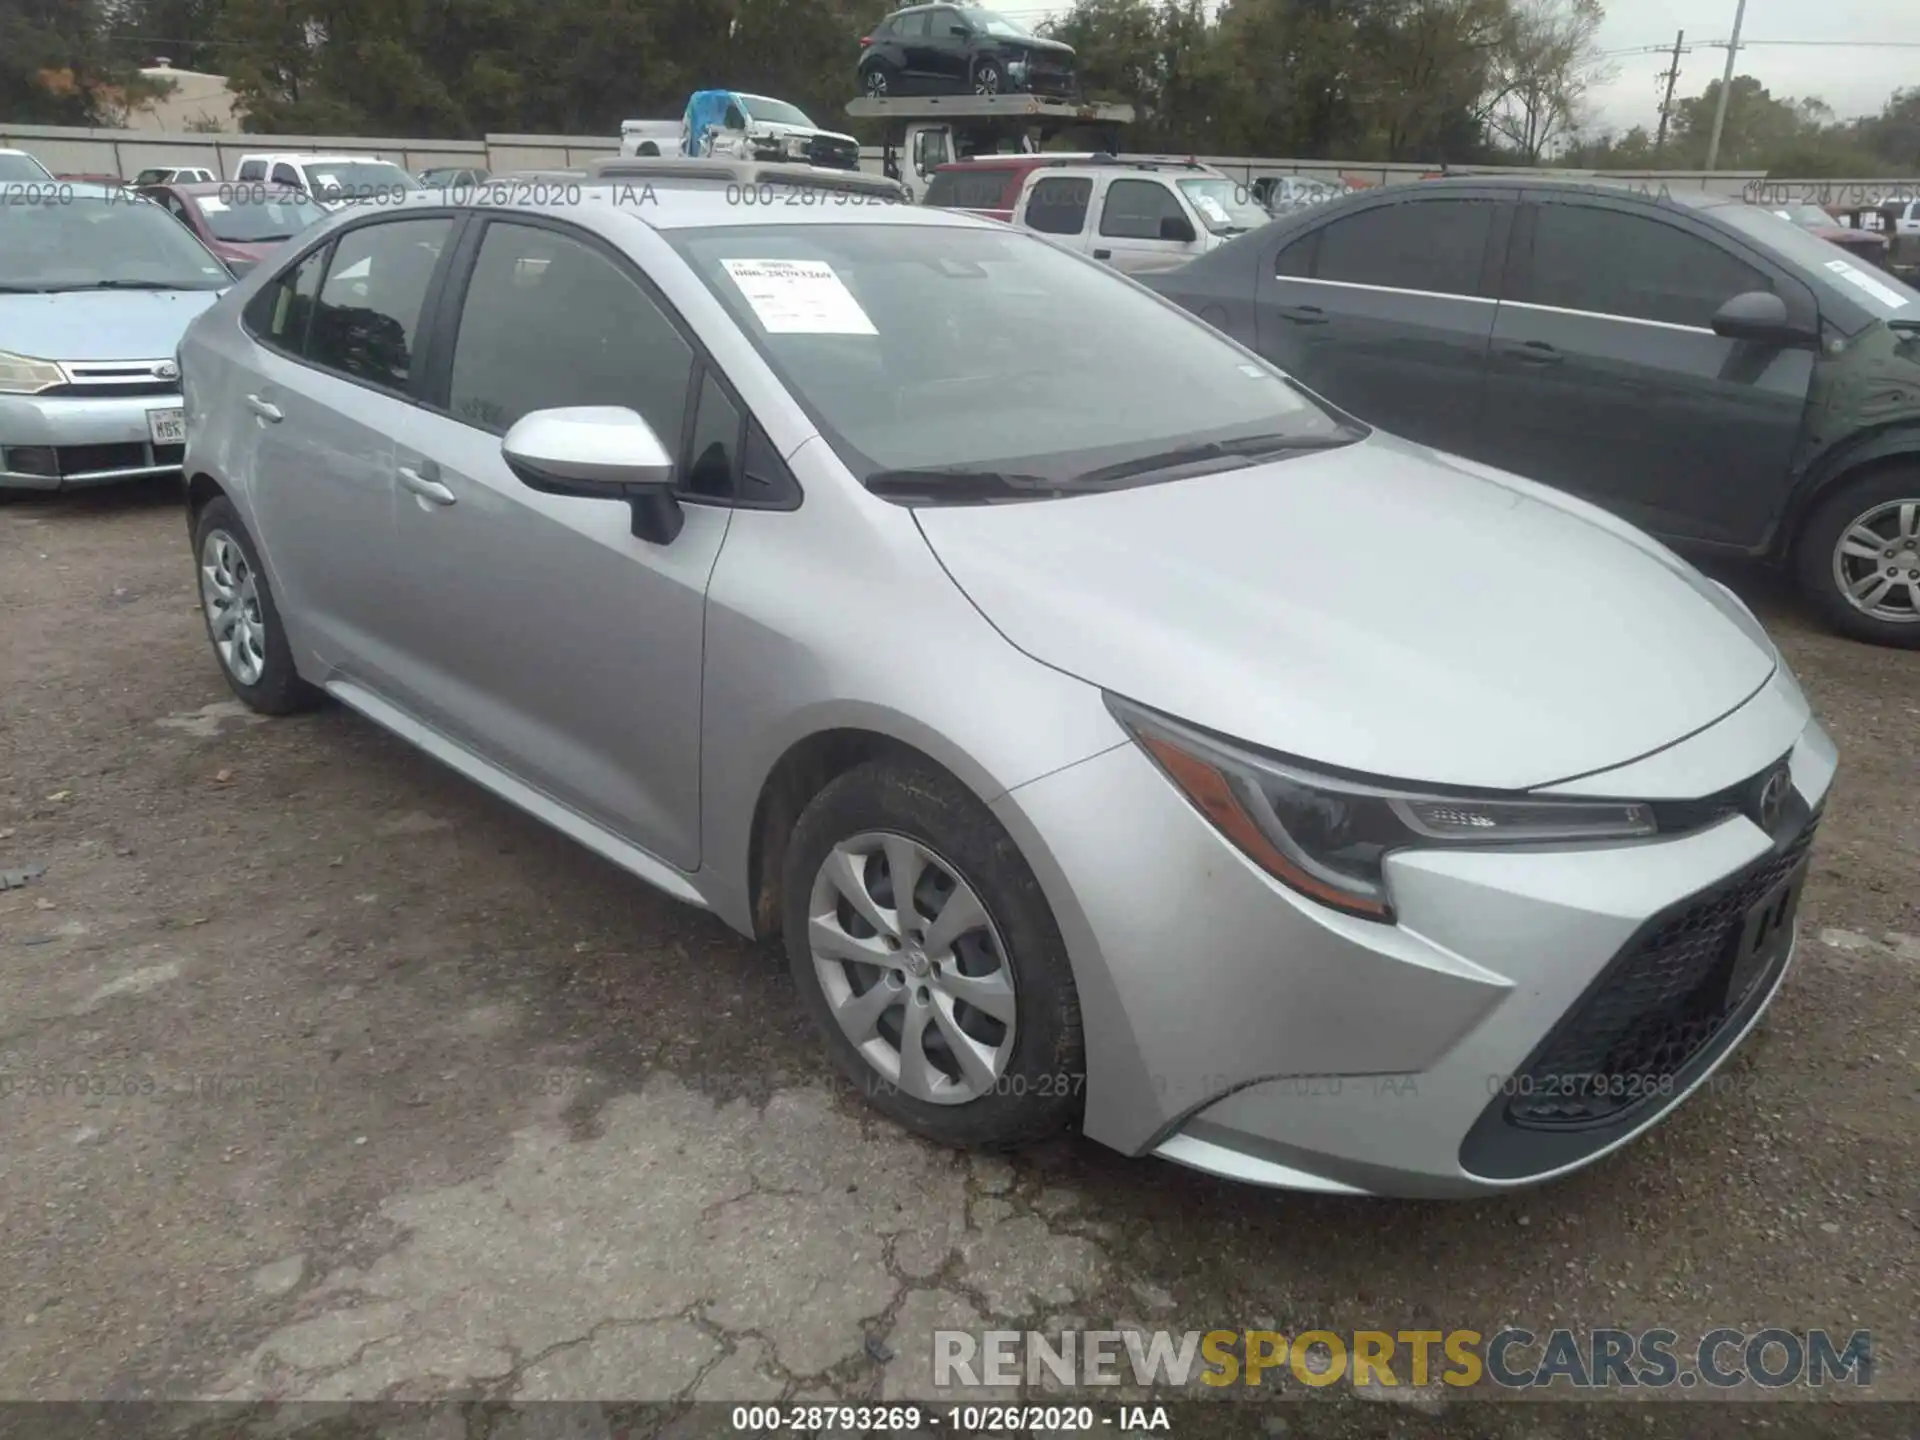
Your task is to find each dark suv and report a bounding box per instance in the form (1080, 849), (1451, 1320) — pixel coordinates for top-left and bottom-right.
(1147, 177), (1920, 647)
(859, 4), (1078, 98)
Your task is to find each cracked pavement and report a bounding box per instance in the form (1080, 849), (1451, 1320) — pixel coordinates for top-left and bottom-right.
(1, 485), (1917, 1434)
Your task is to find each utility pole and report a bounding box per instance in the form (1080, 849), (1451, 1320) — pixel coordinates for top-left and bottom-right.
(1654, 30), (1684, 155)
(1704, 0), (1748, 171)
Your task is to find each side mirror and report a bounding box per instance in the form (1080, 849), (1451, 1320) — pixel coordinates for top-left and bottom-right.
(1711, 290), (1813, 345)
(1159, 213), (1197, 244)
(949, 24), (971, 35)
(502, 406), (684, 545)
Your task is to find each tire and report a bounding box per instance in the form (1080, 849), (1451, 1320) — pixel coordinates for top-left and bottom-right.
(1793, 467), (1920, 648)
(972, 57), (1005, 95)
(782, 757), (1084, 1149)
(862, 63), (889, 97)
(191, 497), (325, 713)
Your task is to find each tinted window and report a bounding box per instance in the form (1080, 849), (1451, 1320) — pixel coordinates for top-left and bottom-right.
(134, 168), (166, 185)
(1310, 199), (1492, 296)
(1026, 176), (1091, 235)
(684, 371), (742, 499)
(307, 217), (451, 390)
(1273, 229), (1318, 276)
(1099, 179), (1185, 240)
(895, 9), (929, 36)
(236, 160), (265, 181)
(724, 104), (746, 129)
(270, 163), (300, 187)
(245, 245), (328, 353)
(1520, 203), (1771, 328)
(447, 221), (694, 444)
(932, 8), (966, 34)
(925, 166), (1019, 211)
(668, 222), (1353, 483)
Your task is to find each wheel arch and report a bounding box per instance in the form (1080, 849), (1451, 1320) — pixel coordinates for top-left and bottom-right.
(1779, 422), (1920, 558)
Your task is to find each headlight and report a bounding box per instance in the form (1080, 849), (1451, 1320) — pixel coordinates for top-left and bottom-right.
(784, 135), (810, 156)
(1107, 696), (1657, 923)
(0, 352), (69, 394)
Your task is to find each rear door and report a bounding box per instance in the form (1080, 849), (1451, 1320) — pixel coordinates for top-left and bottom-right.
(382, 215), (736, 869)
(1253, 190), (1508, 457)
(1092, 176), (1207, 273)
(1479, 193), (1814, 548)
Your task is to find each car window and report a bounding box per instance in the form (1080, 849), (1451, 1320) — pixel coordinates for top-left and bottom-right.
(1025, 176), (1091, 235)
(447, 220), (695, 448)
(683, 370), (743, 499)
(3, 191), (232, 290)
(1273, 227), (1318, 276)
(725, 103), (746, 130)
(307, 217), (451, 390)
(134, 168), (166, 186)
(1099, 179), (1185, 240)
(1518, 202), (1772, 329)
(932, 8), (966, 35)
(270, 163), (300, 187)
(895, 9), (929, 36)
(236, 160), (265, 181)
(926, 166), (1019, 211)
(244, 245), (329, 354)
(198, 191), (328, 243)
(1308, 199), (1492, 296)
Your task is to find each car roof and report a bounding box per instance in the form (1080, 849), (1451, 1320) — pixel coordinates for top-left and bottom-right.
(16, 180), (151, 201)
(161, 181), (311, 197)
(1374, 173), (1735, 211)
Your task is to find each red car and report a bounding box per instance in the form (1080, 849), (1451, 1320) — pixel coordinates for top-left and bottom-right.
(136, 180), (329, 277)
(1771, 203), (1892, 268)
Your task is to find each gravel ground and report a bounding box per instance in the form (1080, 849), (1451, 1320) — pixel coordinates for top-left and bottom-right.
(1, 480), (1916, 1439)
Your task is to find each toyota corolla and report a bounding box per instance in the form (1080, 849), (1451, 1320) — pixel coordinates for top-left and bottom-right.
(173, 173), (1837, 1196)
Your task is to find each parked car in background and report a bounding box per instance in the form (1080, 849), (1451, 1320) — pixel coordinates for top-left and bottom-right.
(1000, 159), (1269, 274)
(680, 91), (861, 171)
(620, 120), (683, 157)
(0, 148), (56, 182)
(1, 182), (230, 492)
(1770, 203), (1890, 267)
(859, 4), (1077, 97)
(1252, 174), (1354, 217)
(418, 166), (489, 188)
(176, 177), (1836, 1197)
(1146, 176), (1920, 646)
(139, 181), (329, 277)
(232, 153), (422, 210)
(132, 165), (217, 186)
(921, 153), (1106, 222)
(54, 173), (129, 187)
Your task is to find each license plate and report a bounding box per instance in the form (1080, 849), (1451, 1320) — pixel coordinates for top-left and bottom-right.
(148, 408), (186, 446)
(1725, 860), (1806, 1006)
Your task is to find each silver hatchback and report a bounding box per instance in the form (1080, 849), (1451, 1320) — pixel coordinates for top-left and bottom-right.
(176, 179), (1836, 1197)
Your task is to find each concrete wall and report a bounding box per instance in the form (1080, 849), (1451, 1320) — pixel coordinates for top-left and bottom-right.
(0, 119), (1902, 201)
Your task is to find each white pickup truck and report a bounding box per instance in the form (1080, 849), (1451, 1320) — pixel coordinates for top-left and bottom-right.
(1001, 160), (1272, 275)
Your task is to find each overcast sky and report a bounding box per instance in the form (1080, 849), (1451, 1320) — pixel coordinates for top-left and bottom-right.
(1583, 0), (1914, 134)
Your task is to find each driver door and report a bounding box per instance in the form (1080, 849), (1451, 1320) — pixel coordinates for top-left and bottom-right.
(1092, 177), (1206, 273)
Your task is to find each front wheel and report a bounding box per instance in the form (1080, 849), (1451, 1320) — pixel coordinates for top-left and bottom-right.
(1794, 468), (1920, 647)
(972, 58), (1005, 95)
(782, 758), (1084, 1149)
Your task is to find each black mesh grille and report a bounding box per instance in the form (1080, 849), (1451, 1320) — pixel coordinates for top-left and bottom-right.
(807, 136), (860, 171)
(1506, 818), (1817, 1129)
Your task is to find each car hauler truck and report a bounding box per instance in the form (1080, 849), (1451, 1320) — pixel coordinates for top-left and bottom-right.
(845, 93), (1135, 199)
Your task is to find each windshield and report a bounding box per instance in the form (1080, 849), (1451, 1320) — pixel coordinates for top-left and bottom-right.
(666, 223), (1351, 485)
(0, 154), (55, 183)
(739, 96), (816, 129)
(1773, 204), (1840, 227)
(975, 11), (1033, 36)
(0, 192), (230, 291)
(304, 161), (419, 195)
(194, 190), (328, 243)
(1178, 177), (1270, 235)
(1721, 202), (1920, 322)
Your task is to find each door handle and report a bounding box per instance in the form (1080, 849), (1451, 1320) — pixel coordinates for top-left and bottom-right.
(1503, 340), (1563, 365)
(244, 394), (282, 423)
(1275, 304), (1327, 325)
(397, 464), (456, 505)
(1092, 248), (1112, 260)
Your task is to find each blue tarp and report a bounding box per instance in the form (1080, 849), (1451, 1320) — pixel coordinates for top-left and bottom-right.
(682, 90), (737, 156)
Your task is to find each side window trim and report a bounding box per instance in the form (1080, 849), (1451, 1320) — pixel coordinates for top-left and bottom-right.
(418, 211), (802, 511)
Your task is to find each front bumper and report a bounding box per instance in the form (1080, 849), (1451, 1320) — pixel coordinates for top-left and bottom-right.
(993, 666), (1838, 1197)
(1, 386), (186, 491)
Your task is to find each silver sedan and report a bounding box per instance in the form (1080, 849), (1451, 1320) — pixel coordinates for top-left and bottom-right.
(174, 175), (1836, 1196)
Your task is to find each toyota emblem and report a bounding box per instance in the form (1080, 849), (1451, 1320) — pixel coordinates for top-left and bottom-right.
(154, 361), (180, 380)
(1753, 765), (1792, 832)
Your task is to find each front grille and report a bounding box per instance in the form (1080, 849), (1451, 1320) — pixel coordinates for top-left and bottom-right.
(1027, 70), (1076, 97)
(1505, 817), (1818, 1129)
(45, 379), (179, 399)
(49, 441), (184, 478)
(807, 136), (860, 171)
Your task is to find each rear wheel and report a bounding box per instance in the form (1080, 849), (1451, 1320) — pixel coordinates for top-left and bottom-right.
(192, 497), (324, 713)
(862, 63), (890, 97)
(782, 758), (1084, 1149)
(1794, 467), (1920, 647)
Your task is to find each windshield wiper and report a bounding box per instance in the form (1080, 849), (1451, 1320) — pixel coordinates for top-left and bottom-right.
(38, 279), (195, 292)
(1068, 427), (1364, 487)
(0, 283), (53, 293)
(865, 468), (1094, 503)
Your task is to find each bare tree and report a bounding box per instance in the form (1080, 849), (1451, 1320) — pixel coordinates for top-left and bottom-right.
(1485, 0), (1610, 162)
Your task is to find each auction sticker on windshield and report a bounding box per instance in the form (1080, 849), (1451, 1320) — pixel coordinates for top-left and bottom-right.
(148, 408), (186, 446)
(1823, 257), (1910, 310)
(720, 258), (877, 335)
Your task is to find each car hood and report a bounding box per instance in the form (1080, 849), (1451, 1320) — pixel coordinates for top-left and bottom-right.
(1006, 36), (1075, 58)
(912, 434), (1778, 791)
(750, 120), (859, 145)
(0, 288), (224, 362)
